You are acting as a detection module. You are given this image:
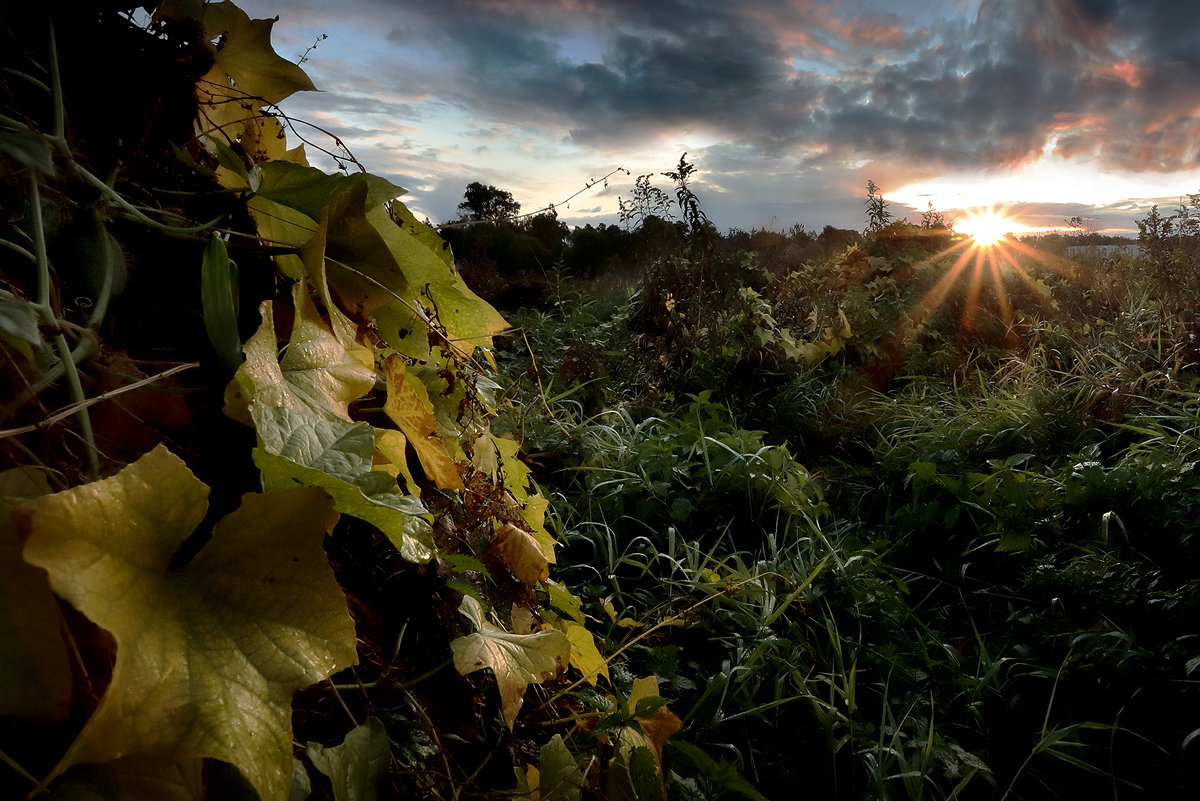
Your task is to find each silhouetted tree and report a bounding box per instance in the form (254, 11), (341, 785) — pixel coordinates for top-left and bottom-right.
(457, 182), (521, 222)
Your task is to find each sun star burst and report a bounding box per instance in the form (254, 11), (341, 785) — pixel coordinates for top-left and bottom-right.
(957, 212), (1013, 248)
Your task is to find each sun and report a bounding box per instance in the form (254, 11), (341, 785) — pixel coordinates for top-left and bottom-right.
(909, 206), (1063, 347)
(957, 212), (1013, 247)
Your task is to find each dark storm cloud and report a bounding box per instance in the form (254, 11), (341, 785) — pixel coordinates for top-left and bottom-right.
(365, 0), (1198, 175)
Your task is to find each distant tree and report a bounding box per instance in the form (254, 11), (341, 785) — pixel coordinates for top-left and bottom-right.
(1064, 215), (1098, 236)
(457, 182), (521, 222)
(519, 207), (568, 253)
(818, 224), (861, 253)
(565, 223), (632, 278)
(1136, 204), (1174, 260)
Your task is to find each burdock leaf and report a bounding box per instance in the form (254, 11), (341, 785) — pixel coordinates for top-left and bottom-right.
(229, 286), (434, 561)
(16, 446), (358, 801)
(255, 440), (435, 564)
(450, 595), (569, 729)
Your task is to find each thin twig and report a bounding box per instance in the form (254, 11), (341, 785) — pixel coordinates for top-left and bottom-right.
(0, 362), (199, 440)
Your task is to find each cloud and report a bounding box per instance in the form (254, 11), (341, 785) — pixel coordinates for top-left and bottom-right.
(357, 0), (1198, 175)
(235, 0), (1200, 231)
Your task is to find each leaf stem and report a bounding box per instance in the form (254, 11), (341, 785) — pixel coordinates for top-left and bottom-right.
(53, 331), (99, 478)
(29, 173), (53, 321)
(0, 746), (37, 787)
(72, 162), (226, 233)
(28, 173), (100, 477)
(47, 20), (65, 148)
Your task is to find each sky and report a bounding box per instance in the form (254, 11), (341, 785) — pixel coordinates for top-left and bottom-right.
(231, 0), (1200, 236)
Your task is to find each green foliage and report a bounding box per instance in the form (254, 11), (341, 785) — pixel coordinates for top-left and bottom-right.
(497, 188), (1200, 800)
(1134, 194), (1200, 295)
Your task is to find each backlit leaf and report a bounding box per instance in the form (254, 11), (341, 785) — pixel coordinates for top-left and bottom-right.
(255, 442), (435, 564)
(198, 2), (316, 105)
(382, 355), (465, 490)
(450, 595), (569, 729)
(226, 282), (375, 432)
(562, 620), (609, 686)
(17, 445), (357, 801)
(494, 436), (556, 558)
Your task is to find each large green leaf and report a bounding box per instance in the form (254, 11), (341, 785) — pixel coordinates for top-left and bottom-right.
(254, 161), (405, 216)
(16, 445), (358, 801)
(250, 161), (506, 356)
(229, 284), (434, 561)
(537, 734), (586, 801)
(450, 595), (569, 729)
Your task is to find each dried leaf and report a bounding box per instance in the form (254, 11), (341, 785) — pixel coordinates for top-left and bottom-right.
(490, 523), (550, 587)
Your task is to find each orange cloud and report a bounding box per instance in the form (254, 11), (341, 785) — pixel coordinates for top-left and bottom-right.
(1096, 60), (1142, 87)
(1046, 112), (1107, 132)
(827, 16), (911, 49)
